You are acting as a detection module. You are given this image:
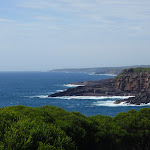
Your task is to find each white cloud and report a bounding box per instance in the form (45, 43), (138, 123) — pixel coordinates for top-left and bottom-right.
(35, 16), (57, 21)
(127, 26), (144, 37)
(0, 0), (150, 70)
(0, 18), (14, 22)
(129, 26), (143, 32)
(18, 0), (62, 9)
(15, 0), (150, 37)
(18, 0), (150, 22)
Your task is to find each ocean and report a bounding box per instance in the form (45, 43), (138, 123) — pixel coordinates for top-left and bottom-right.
(0, 72), (149, 117)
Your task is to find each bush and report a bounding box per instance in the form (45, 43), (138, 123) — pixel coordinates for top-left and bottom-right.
(0, 106), (150, 150)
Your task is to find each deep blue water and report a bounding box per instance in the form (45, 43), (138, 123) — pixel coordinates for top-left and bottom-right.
(0, 72), (150, 117)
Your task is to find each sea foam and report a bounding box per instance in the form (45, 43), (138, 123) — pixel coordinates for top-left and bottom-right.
(64, 84), (84, 88)
(27, 95), (134, 101)
(56, 90), (66, 92)
(89, 73), (117, 76)
(27, 95), (49, 98)
(26, 95), (150, 107)
(97, 74), (117, 76)
(54, 96), (134, 100)
(92, 101), (150, 107)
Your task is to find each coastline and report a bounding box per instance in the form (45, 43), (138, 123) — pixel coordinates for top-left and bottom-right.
(49, 68), (150, 105)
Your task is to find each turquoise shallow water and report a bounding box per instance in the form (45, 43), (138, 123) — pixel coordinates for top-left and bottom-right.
(0, 72), (149, 117)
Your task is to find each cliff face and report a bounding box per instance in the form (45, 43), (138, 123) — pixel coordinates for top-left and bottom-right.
(114, 68), (150, 105)
(115, 69), (150, 94)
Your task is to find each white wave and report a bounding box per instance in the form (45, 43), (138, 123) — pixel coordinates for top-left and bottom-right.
(96, 74), (117, 76)
(26, 95), (49, 98)
(56, 90), (65, 92)
(92, 100), (150, 107)
(55, 96), (134, 100)
(88, 72), (117, 76)
(64, 84), (84, 88)
(88, 72), (96, 75)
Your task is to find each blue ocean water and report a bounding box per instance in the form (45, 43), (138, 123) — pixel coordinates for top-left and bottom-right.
(0, 72), (149, 117)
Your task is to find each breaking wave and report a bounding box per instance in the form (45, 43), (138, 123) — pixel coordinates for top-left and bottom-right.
(25, 95), (150, 107)
(54, 96), (134, 100)
(56, 90), (66, 92)
(26, 95), (49, 98)
(92, 101), (150, 107)
(96, 74), (117, 76)
(26, 95), (133, 100)
(89, 73), (117, 76)
(64, 84), (84, 88)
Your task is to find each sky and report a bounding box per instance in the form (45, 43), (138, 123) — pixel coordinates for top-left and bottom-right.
(0, 0), (150, 71)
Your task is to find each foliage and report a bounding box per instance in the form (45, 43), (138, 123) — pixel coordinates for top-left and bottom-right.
(0, 105), (150, 150)
(114, 67), (150, 79)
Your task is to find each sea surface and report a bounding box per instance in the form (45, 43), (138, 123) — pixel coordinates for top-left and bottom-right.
(0, 72), (150, 117)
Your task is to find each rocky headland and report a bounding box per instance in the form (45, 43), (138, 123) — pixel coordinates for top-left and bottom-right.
(49, 68), (150, 105)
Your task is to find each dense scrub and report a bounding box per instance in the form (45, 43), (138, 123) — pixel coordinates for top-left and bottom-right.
(117, 68), (150, 77)
(0, 106), (150, 150)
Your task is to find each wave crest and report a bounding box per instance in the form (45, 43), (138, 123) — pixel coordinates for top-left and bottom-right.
(54, 96), (134, 100)
(26, 95), (49, 98)
(92, 100), (150, 107)
(64, 84), (84, 88)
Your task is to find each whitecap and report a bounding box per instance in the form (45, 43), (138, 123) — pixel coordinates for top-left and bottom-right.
(56, 90), (66, 92)
(54, 96), (134, 100)
(26, 95), (49, 98)
(88, 72), (96, 75)
(92, 100), (150, 107)
(88, 72), (117, 76)
(64, 84), (84, 88)
(96, 74), (117, 76)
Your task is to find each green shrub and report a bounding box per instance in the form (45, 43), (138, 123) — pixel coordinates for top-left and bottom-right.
(0, 106), (150, 150)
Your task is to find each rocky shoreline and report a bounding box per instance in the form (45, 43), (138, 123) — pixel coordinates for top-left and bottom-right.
(49, 78), (133, 97)
(115, 89), (150, 105)
(49, 68), (150, 105)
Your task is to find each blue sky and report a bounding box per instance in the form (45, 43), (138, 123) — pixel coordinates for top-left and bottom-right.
(0, 0), (150, 71)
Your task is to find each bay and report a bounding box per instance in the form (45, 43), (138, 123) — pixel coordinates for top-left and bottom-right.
(0, 72), (149, 117)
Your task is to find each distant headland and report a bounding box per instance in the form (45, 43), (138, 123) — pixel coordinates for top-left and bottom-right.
(50, 65), (150, 75)
(49, 68), (150, 105)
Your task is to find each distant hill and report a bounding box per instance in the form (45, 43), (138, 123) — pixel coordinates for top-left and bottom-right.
(50, 65), (150, 75)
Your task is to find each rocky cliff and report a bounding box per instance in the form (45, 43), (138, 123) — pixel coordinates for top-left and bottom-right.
(115, 68), (150, 93)
(49, 68), (150, 105)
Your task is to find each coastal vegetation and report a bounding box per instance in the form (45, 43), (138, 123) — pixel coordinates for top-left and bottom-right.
(116, 68), (150, 77)
(0, 105), (150, 150)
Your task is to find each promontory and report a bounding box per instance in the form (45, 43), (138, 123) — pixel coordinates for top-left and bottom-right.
(49, 68), (150, 105)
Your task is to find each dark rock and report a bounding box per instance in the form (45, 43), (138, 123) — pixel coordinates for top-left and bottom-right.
(123, 90), (150, 105)
(49, 79), (131, 97)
